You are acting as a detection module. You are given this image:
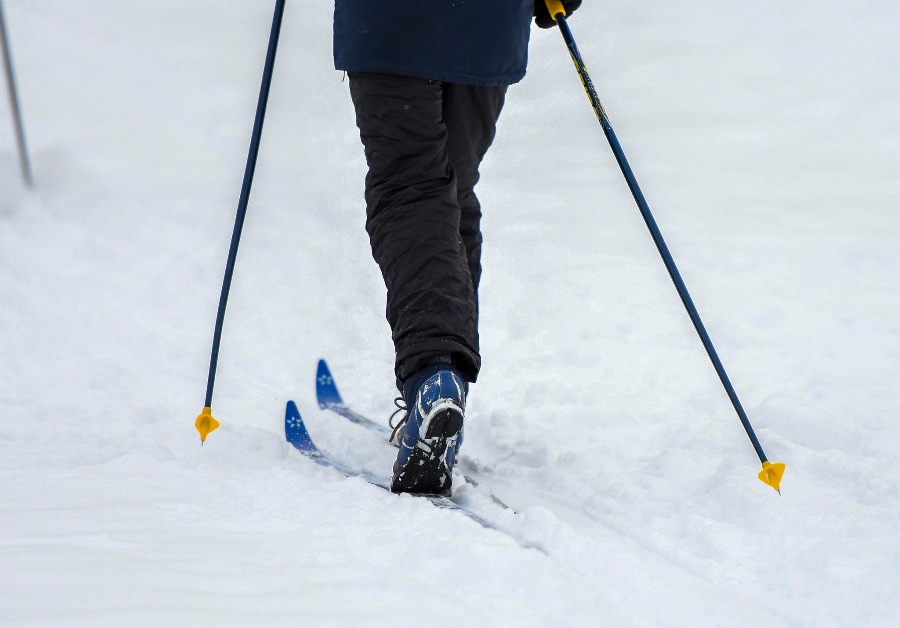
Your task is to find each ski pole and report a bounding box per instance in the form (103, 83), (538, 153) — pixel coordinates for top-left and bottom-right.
(196, 0), (286, 443)
(543, 0), (785, 492)
(0, 0), (32, 187)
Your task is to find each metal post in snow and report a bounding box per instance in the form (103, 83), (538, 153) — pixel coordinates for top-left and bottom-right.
(0, 0), (32, 187)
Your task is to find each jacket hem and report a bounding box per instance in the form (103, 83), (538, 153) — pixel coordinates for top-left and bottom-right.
(334, 59), (525, 87)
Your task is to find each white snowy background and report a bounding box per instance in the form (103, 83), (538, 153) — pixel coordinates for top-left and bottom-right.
(1, 0), (897, 625)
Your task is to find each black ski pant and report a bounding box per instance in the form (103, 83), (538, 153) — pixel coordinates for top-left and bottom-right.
(348, 72), (507, 384)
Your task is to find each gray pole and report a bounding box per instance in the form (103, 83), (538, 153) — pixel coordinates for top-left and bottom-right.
(0, 0), (32, 187)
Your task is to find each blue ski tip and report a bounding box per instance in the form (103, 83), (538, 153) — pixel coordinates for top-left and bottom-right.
(316, 359), (344, 409)
(285, 400), (317, 453)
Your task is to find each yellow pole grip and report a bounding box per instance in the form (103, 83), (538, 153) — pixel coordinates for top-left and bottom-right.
(544, 0), (567, 21)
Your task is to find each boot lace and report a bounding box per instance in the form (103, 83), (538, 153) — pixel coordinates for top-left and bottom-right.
(388, 396), (408, 444)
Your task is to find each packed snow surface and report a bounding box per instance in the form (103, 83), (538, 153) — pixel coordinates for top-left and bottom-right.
(1, 1), (898, 625)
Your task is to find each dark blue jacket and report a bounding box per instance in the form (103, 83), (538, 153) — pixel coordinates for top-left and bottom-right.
(334, 0), (534, 86)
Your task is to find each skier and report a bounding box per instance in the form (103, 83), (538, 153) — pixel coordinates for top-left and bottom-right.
(334, 0), (582, 495)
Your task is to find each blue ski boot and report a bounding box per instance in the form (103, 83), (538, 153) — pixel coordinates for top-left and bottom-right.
(390, 363), (466, 496)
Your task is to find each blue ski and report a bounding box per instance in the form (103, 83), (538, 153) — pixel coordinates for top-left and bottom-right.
(315, 360), (393, 439)
(314, 359), (510, 510)
(284, 400), (491, 521)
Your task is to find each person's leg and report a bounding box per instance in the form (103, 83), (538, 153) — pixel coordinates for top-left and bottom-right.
(348, 72), (479, 383)
(443, 83), (508, 299)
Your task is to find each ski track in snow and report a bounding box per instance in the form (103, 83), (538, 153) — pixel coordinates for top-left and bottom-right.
(1, 1), (898, 625)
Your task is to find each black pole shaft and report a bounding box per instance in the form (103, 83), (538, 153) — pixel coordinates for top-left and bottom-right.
(0, 0), (32, 187)
(555, 16), (768, 464)
(204, 0), (286, 408)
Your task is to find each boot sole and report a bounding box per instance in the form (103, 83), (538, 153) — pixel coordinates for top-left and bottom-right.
(390, 408), (463, 496)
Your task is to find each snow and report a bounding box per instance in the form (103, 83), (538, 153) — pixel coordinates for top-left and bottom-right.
(1, 0), (898, 625)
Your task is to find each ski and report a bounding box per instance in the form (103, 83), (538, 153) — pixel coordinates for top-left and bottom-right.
(315, 360), (393, 440)
(284, 400), (494, 524)
(314, 359), (510, 510)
